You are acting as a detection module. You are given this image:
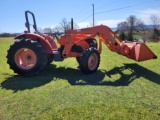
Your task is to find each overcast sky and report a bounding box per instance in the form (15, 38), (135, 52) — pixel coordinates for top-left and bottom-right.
(0, 0), (160, 33)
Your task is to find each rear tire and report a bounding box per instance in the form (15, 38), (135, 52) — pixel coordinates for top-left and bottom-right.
(79, 47), (100, 74)
(47, 54), (54, 65)
(6, 39), (48, 76)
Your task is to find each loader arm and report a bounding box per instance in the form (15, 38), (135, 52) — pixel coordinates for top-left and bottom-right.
(67, 25), (157, 61)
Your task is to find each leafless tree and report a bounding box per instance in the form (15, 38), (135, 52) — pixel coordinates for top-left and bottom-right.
(149, 15), (160, 29)
(142, 31), (152, 42)
(60, 18), (71, 33)
(127, 15), (137, 40)
(136, 19), (145, 30)
(53, 25), (61, 33)
(117, 15), (145, 41)
(37, 19), (79, 35)
(55, 18), (79, 33)
(117, 21), (128, 31)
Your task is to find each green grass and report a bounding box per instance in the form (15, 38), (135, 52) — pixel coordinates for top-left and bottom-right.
(0, 37), (160, 120)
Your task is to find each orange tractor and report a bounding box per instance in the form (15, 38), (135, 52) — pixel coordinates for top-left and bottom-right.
(7, 11), (157, 76)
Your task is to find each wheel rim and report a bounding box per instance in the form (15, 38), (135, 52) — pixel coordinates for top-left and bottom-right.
(88, 53), (98, 70)
(14, 48), (37, 70)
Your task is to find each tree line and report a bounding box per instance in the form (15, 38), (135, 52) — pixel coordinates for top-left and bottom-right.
(117, 15), (160, 42)
(1, 14), (160, 42)
(0, 33), (16, 37)
(38, 14), (160, 42)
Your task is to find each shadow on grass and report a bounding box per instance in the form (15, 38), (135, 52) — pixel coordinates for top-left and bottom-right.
(102, 63), (160, 86)
(1, 63), (159, 92)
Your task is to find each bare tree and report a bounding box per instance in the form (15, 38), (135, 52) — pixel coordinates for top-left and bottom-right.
(136, 20), (147, 42)
(60, 18), (71, 33)
(149, 15), (160, 29)
(53, 25), (61, 34)
(53, 18), (79, 33)
(148, 15), (160, 42)
(117, 21), (128, 32)
(127, 15), (138, 41)
(142, 30), (152, 42)
(136, 20), (145, 31)
(37, 19), (80, 35)
(117, 21), (128, 40)
(117, 15), (145, 41)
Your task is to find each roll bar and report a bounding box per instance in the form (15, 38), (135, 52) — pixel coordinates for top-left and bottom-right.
(25, 10), (38, 33)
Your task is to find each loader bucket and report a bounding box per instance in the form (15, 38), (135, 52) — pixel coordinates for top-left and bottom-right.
(124, 42), (157, 61)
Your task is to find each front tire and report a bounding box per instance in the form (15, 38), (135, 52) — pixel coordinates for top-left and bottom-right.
(6, 39), (48, 76)
(76, 39), (97, 65)
(79, 47), (100, 74)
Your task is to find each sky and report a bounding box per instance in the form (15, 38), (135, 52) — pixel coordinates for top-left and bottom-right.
(0, 0), (160, 33)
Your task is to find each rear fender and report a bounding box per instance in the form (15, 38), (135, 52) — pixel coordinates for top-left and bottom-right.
(15, 33), (57, 54)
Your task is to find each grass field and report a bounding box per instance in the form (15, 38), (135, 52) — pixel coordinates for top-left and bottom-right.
(0, 37), (160, 120)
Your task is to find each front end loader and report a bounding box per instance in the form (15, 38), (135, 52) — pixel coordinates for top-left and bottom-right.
(6, 11), (157, 76)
